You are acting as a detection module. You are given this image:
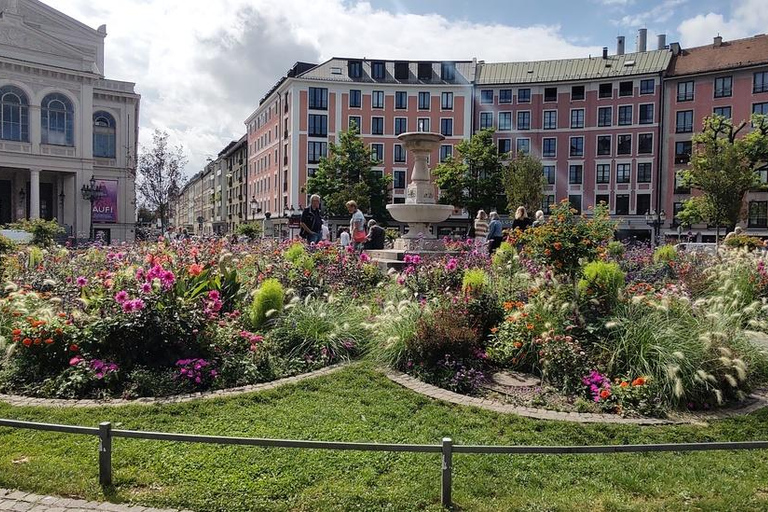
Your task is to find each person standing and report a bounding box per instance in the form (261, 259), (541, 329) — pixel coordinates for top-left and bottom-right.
(339, 228), (351, 248)
(474, 210), (489, 246)
(321, 220), (330, 242)
(511, 206), (532, 231)
(364, 219), (386, 250)
(262, 212), (274, 239)
(300, 194), (323, 244)
(347, 200), (367, 250)
(532, 210), (546, 228)
(486, 211), (503, 254)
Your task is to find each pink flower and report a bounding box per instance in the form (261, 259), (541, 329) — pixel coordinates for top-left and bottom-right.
(360, 253), (370, 263)
(69, 356), (83, 366)
(140, 283), (152, 294)
(76, 276), (88, 288)
(114, 291), (129, 304)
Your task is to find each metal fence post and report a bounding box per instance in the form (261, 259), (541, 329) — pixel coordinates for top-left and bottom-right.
(98, 422), (112, 486)
(441, 437), (452, 509)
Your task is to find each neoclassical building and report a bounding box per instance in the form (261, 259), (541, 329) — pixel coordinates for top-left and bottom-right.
(0, 0), (139, 242)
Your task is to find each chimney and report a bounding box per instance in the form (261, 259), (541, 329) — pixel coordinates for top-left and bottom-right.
(602, 46), (608, 59)
(670, 42), (681, 55)
(714, 35), (723, 47)
(657, 34), (666, 50)
(637, 28), (648, 52)
(617, 35), (625, 55)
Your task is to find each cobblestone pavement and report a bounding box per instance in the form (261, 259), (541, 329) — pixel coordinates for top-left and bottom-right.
(0, 488), (191, 511)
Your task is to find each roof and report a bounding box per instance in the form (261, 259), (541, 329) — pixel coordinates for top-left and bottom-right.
(257, 61), (316, 106)
(668, 34), (768, 76)
(476, 49), (671, 85)
(298, 58), (476, 85)
(219, 134), (247, 159)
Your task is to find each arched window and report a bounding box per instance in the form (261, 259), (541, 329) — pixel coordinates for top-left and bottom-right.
(0, 85), (29, 142)
(93, 111), (116, 158)
(41, 93), (74, 146)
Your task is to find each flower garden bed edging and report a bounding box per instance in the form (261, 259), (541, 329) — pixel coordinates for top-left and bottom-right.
(0, 363), (348, 408)
(384, 369), (768, 425)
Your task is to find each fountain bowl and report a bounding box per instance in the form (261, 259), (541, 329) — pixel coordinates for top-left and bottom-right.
(386, 203), (455, 224)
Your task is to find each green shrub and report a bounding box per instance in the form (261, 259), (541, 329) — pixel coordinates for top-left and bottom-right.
(0, 235), (14, 255)
(462, 268), (488, 295)
(235, 222), (262, 240)
(578, 260), (625, 308)
(653, 245), (678, 264)
(10, 219), (64, 247)
(492, 242), (519, 271)
(27, 246), (43, 269)
(284, 243), (306, 264)
(724, 233), (764, 251)
(250, 278), (285, 329)
(606, 241), (625, 258)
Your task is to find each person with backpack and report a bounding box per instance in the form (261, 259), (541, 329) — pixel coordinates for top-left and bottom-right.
(347, 200), (367, 251)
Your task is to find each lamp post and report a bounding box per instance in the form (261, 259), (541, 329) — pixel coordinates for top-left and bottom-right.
(81, 176), (106, 241)
(645, 209), (667, 247)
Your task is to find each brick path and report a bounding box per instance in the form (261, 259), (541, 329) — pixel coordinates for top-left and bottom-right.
(0, 488), (189, 512)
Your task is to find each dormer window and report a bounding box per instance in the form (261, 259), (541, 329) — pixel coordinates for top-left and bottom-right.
(394, 62), (409, 80)
(348, 60), (362, 79)
(371, 61), (386, 80)
(418, 62), (432, 81)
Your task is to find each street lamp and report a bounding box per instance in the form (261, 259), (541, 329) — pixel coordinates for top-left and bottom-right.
(81, 176), (106, 241)
(645, 209), (667, 247)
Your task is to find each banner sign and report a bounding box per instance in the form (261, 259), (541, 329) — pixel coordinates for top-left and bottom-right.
(92, 179), (118, 224)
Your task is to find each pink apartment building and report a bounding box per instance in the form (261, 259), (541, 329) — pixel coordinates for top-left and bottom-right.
(662, 34), (768, 240)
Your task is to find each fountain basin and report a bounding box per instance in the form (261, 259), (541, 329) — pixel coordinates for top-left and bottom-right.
(387, 203), (455, 225)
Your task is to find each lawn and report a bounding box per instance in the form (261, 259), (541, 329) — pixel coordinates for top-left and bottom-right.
(1, 364), (768, 511)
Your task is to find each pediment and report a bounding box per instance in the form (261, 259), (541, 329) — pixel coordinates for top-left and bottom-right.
(1, 0), (99, 38)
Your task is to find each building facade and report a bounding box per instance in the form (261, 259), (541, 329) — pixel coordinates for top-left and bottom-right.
(222, 134), (248, 233)
(0, 0), (140, 243)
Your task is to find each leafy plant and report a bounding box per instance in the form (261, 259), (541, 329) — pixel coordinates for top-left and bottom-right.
(652, 245), (678, 264)
(577, 260), (625, 309)
(606, 241), (625, 258)
(235, 222), (262, 240)
(10, 219), (64, 247)
(462, 268), (488, 295)
(250, 279), (285, 329)
(724, 234), (764, 251)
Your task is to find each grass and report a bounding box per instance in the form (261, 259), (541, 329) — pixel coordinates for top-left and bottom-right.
(1, 363), (768, 511)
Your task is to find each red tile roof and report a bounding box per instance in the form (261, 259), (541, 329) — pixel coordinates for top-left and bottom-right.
(668, 34), (768, 76)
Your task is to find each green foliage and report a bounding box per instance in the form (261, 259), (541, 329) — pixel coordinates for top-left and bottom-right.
(235, 222), (262, 240)
(27, 247), (43, 269)
(462, 268), (488, 294)
(433, 129), (507, 217)
(366, 297), (428, 369)
(578, 261), (625, 308)
(724, 233), (764, 251)
(606, 241), (625, 258)
(503, 151), (546, 214)
(491, 241), (517, 270)
(283, 242), (306, 264)
(653, 245), (678, 264)
(249, 278), (285, 329)
(10, 219), (64, 247)
(0, 234), (14, 255)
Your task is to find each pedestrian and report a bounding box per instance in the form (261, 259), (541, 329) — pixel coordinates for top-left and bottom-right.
(532, 209), (546, 228)
(474, 210), (489, 246)
(486, 211), (503, 255)
(339, 227), (351, 248)
(300, 194), (323, 244)
(347, 200), (367, 250)
(512, 206), (532, 231)
(262, 212), (274, 239)
(321, 220), (330, 242)
(364, 219), (386, 250)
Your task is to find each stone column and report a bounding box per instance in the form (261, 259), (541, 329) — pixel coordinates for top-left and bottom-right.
(29, 105), (41, 152)
(29, 168), (40, 220)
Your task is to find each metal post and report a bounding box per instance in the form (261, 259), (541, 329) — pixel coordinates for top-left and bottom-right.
(441, 437), (452, 509)
(99, 422), (112, 486)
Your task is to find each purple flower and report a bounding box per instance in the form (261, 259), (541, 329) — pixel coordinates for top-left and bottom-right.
(114, 290), (129, 304)
(360, 253), (370, 263)
(445, 258), (458, 271)
(76, 276), (88, 288)
(140, 282), (152, 294)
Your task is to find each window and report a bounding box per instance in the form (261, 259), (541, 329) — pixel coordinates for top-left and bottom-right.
(394, 144), (406, 163)
(749, 201), (768, 228)
(639, 104), (654, 124)
(676, 110), (693, 133)
(307, 141), (327, 163)
(637, 194), (651, 216)
(308, 114), (328, 137)
(417, 118), (430, 132)
(394, 62), (409, 80)
(440, 144), (453, 162)
(499, 89), (512, 104)
(599, 83), (612, 99)
(570, 109), (584, 128)
(598, 106), (612, 127)
(498, 112), (512, 131)
(41, 93), (74, 146)
(570, 136), (584, 157)
(541, 195), (555, 214)
(542, 138), (556, 158)
(638, 134), (653, 154)
(754, 102), (768, 115)
(516, 138), (530, 154)
(418, 92), (431, 110)
(757, 165), (768, 185)
(754, 72), (768, 94)
(518, 88), (531, 103)
(372, 61), (386, 80)
(596, 194), (610, 207)
(394, 169), (406, 188)
(93, 111), (116, 158)
(543, 110), (557, 129)
(616, 164), (631, 183)
(371, 116), (384, 135)
(480, 90), (494, 104)
(308, 87), (328, 110)
(418, 62), (433, 80)
(371, 143), (384, 162)
(614, 194), (629, 215)
(394, 117), (407, 135)
(440, 118), (453, 136)
(675, 141), (692, 164)
(517, 111), (531, 130)
(618, 105), (633, 125)
(372, 90), (384, 109)
(396, 91), (408, 109)
(544, 87), (557, 102)
(348, 61), (362, 79)
(0, 85), (29, 142)
(596, 164), (610, 184)
(637, 162), (652, 183)
(441, 62), (455, 81)
(713, 106), (732, 119)
(569, 194), (582, 214)
(569, 165), (583, 184)
(619, 81), (633, 97)
(349, 116), (362, 131)
(674, 173), (690, 193)
(597, 135), (611, 156)
(498, 138), (511, 154)
(617, 134), (632, 155)
(441, 92), (454, 110)
(480, 112), (493, 130)
(543, 166), (555, 185)
(640, 79), (655, 95)
(677, 81), (694, 101)
(571, 85), (585, 101)
(714, 76), (732, 98)
(672, 201), (684, 224)
(349, 90), (361, 108)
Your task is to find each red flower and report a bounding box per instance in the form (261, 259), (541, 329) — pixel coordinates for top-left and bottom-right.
(599, 389), (611, 399)
(188, 263), (204, 276)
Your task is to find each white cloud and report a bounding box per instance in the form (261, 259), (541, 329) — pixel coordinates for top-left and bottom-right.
(598, 0), (634, 5)
(42, 0), (603, 176)
(619, 0), (687, 27)
(677, 0), (768, 47)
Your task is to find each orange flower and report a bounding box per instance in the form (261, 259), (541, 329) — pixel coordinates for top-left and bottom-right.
(513, 342), (522, 349)
(33, 338), (41, 345)
(44, 338), (54, 345)
(632, 377), (646, 386)
(553, 242), (563, 250)
(11, 329), (21, 336)
(490, 327), (499, 334)
(619, 381), (629, 388)
(526, 323), (535, 330)
(503, 301), (514, 311)
(600, 389), (611, 399)
(22, 338), (32, 347)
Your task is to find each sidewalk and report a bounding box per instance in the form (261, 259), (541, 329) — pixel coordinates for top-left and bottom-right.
(0, 488), (189, 512)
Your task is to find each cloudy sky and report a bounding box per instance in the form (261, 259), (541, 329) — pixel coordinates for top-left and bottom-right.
(42, 0), (768, 177)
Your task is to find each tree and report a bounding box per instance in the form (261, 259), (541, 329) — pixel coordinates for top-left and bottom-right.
(305, 126), (391, 219)
(504, 151), (545, 213)
(433, 129), (507, 219)
(679, 114), (768, 244)
(136, 130), (187, 233)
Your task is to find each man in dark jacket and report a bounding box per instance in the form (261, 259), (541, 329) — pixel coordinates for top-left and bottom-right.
(364, 219), (386, 250)
(300, 194), (323, 243)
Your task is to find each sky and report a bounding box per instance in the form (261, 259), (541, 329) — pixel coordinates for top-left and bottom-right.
(42, 0), (768, 177)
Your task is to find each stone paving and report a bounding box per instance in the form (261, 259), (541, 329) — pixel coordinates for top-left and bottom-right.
(0, 488), (189, 512)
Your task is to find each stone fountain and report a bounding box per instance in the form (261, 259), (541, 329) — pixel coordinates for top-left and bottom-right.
(386, 132), (455, 251)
